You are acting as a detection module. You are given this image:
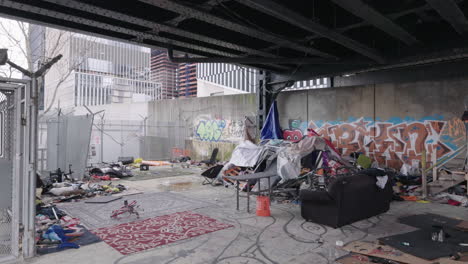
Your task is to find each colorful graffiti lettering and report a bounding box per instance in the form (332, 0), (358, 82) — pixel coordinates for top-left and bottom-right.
(195, 119), (245, 142)
(282, 116), (466, 168)
(196, 120), (226, 141)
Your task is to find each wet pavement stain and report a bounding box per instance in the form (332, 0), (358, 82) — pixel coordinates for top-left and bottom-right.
(163, 182), (194, 191)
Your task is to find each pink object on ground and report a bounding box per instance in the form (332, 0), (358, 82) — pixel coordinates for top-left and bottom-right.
(447, 199), (461, 206)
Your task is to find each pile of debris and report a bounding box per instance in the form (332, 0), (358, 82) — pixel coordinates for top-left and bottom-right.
(38, 174), (128, 204)
(201, 135), (388, 202)
(392, 163), (467, 207)
(200, 126), (467, 207)
(35, 160), (140, 254)
(37, 160), (139, 205)
(337, 213), (468, 264)
(35, 205), (100, 255)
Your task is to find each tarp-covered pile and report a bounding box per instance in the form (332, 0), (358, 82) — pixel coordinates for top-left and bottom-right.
(207, 134), (357, 200)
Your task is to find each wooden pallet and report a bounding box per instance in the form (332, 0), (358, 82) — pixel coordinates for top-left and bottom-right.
(428, 171), (467, 195)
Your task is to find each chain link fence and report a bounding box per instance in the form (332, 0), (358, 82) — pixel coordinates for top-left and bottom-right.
(0, 89), (15, 259)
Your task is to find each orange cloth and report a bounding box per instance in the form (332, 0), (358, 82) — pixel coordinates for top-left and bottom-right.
(400, 195), (418, 201)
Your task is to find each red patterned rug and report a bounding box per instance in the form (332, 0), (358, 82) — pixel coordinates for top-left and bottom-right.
(92, 211), (233, 255)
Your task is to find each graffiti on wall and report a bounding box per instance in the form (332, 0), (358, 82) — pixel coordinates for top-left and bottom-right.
(195, 118), (244, 142)
(196, 120), (226, 141)
(283, 116), (466, 168)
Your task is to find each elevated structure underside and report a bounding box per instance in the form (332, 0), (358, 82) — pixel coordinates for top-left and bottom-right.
(1, 0), (468, 80)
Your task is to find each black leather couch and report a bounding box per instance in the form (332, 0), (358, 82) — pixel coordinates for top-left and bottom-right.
(300, 173), (393, 228)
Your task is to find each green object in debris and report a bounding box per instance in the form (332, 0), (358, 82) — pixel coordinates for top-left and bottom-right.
(357, 154), (372, 169)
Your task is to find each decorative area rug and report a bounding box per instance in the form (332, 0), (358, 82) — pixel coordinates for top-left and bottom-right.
(92, 211), (233, 255)
(58, 192), (210, 229)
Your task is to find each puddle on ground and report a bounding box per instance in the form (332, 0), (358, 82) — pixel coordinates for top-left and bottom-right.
(161, 182), (194, 191)
(128, 167), (199, 181)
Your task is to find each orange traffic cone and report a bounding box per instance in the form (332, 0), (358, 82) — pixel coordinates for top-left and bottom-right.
(256, 196), (271, 217)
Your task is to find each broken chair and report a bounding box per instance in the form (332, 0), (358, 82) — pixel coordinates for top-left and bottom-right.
(201, 148), (219, 166)
(200, 164), (224, 185)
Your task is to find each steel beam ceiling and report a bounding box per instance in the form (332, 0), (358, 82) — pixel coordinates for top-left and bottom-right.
(41, 0), (280, 59)
(234, 0), (386, 63)
(0, 0), (242, 58)
(138, 0), (336, 58)
(331, 0), (420, 45)
(426, 0), (468, 36)
(168, 52), (348, 64)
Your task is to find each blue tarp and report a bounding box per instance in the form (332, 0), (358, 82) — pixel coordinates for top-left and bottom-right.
(261, 101), (283, 140)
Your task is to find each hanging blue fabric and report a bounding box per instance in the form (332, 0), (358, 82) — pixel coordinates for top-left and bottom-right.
(261, 101), (283, 140)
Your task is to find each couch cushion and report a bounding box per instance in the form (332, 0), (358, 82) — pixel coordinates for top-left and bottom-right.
(299, 189), (333, 202)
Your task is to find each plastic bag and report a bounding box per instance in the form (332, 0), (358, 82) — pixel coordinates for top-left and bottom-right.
(277, 148), (301, 181)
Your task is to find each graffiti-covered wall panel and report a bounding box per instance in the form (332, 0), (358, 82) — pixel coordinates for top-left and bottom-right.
(282, 116), (466, 168)
(279, 79), (468, 168)
(195, 118), (245, 142)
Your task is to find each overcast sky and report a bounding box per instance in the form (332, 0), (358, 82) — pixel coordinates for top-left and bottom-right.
(0, 17), (28, 78)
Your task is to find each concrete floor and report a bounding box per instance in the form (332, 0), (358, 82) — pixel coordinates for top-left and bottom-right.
(25, 170), (468, 264)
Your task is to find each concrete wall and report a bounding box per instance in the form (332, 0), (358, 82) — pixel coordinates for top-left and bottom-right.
(146, 94), (256, 161)
(147, 77), (467, 168)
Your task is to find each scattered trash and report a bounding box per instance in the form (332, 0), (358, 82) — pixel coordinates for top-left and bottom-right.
(400, 196), (418, 201)
(90, 162), (133, 178)
(35, 205), (92, 254)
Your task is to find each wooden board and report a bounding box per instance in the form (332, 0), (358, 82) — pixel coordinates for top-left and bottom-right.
(438, 258), (468, 264)
(336, 255), (373, 264)
(457, 221), (468, 232)
(343, 241), (432, 264)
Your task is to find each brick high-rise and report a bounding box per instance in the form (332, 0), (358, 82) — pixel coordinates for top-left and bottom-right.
(177, 63), (197, 98)
(150, 50), (179, 99)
